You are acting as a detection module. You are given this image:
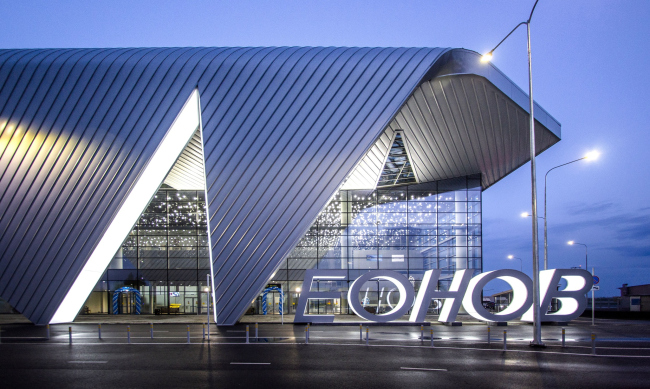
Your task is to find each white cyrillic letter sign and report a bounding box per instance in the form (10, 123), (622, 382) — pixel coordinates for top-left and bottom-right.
(294, 270), (347, 323)
(521, 269), (593, 322)
(462, 269), (533, 322)
(409, 269), (473, 323)
(348, 270), (415, 322)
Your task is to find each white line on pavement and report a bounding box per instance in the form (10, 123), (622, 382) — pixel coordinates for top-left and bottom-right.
(401, 367), (448, 371)
(230, 362), (271, 365)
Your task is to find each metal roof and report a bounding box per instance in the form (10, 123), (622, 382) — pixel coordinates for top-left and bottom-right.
(0, 46), (560, 325)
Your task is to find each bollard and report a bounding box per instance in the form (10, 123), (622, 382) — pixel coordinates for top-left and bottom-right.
(591, 333), (596, 356)
(98, 324), (102, 340)
(561, 328), (566, 348)
(487, 326), (491, 345)
(150, 323), (154, 339)
(203, 323), (206, 340)
(365, 327), (369, 346)
(307, 324), (310, 342)
(430, 328), (434, 348)
(127, 325), (131, 344)
(245, 325), (249, 344)
(255, 323), (258, 340)
(46, 324), (50, 341)
(420, 325), (424, 344)
(503, 330), (507, 351)
(187, 325), (191, 344)
(69, 327), (72, 345)
(305, 326), (309, 344)
(359, 324), (363, 341)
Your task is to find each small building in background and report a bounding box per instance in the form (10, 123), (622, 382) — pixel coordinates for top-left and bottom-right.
(619, 284), (650, 312)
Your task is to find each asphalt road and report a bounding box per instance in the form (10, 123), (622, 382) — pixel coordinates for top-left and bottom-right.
(2, 321), (650, 388)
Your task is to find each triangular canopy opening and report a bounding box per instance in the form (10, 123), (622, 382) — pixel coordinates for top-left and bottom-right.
(377, 131), (417, 187)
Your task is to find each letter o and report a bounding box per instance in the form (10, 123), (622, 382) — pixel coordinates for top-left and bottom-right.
(462, 270), (533, 322)
(348, 270), (415, 322)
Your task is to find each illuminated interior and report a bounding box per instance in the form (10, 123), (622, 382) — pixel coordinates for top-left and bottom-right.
(254, 174), (482, 319)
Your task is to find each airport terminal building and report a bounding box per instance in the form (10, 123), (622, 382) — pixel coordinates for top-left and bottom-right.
(0, 47), (560, 325)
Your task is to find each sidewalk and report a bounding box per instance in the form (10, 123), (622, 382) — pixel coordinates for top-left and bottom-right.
(0, 312), (501, 326)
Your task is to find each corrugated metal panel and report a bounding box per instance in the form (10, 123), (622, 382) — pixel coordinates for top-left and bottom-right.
(340, 128), (394, 190)
(0, 48), (212, 324)
(202, 47), (448, 325)
(0, 47), (449, 325)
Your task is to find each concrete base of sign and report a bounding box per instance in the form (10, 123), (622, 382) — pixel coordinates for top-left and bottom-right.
(548, 321), (569, 326)
(487, 321), (508, 326)
(442, 322), (462, 326)
(293, 322), (432, 327)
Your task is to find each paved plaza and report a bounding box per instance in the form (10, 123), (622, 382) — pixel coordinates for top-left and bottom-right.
(1, 315), (650, 388)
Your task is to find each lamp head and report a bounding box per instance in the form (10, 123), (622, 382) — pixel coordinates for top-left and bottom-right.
(567, 240), (574, 245)
(521, 212), (530, 218)
(507, 255), (514, 259)
(584, 150), (600, 161)
(481, 52), (493, 63)
(296, 287), (301, 293)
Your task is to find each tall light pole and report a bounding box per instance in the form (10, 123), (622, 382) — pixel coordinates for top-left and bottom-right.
(507, 255), (523, 272)
(481, 0), (544, 347)
(543, 151), (599, 269)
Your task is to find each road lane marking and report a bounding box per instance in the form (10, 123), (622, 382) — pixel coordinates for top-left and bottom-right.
(401, 367), (448, 371)
(230, 362), (271, 365)
(68, 361), (108, 364)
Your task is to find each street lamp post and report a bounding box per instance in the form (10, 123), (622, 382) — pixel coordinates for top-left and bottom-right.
(543, 151), (599, 269)
(567, 241), (588, 272)
(507, 255), (523, 272)
(482, 0), (544, 347)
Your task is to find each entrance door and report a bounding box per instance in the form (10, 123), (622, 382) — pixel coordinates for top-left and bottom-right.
(184, 297), (197, 314)
(119, 292), (134, 314)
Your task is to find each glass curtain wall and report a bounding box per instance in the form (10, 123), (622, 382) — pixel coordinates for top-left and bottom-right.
(82, 187), (211, 315)
(253, 174), (482, 317)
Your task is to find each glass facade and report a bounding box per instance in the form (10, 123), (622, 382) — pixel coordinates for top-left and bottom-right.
(81, 175), (481, 320)
(253, 174), (482, 317)
(82, 187), (212, 315)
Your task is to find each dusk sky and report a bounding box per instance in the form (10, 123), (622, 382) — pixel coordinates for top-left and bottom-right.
(1, 0), (648, 297)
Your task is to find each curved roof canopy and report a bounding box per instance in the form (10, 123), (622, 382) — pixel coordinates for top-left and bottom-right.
(0, 47), (560, 325)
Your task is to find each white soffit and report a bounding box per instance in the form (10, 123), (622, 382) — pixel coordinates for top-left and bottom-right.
(340, 128), (394, 190)
(50, 89), (201, 324)
(163, 127), (206, 190)
(388, 74), (560, 189)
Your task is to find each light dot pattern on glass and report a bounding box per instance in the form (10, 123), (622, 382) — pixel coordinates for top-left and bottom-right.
(261, 175), (482, 316)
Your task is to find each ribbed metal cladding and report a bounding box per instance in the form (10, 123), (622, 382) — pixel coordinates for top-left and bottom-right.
(0, 48), (211, 324)
(0, 47), (449, 325)
(204, 47), (448, 325)
(388, 73), (560, 189)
